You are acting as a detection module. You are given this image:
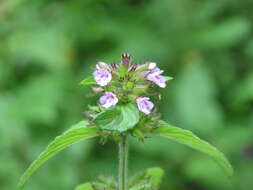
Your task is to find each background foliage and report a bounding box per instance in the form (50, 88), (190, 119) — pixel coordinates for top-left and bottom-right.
(0, 0), (252, 189)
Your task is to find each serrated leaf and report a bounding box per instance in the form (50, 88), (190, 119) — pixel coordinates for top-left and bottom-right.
(129, 167), (164, 190)
(152, 121), (233, 176)
(93, 103), (140, 132)
(80, 76), (96, 86)
(17, 121), (99, 190)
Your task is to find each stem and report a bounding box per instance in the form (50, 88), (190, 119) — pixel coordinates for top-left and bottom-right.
(118, 134), (128, 190)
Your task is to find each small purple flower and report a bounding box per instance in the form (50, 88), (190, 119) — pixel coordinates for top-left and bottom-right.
(146, 68), (166, 88)
(99, 92), (118, 108)
(136, 97), (154, 115)
(93, 68), (112, 86)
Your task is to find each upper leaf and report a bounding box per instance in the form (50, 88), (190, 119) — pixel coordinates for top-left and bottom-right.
(17, 121), (99, 190)
(80, 76), (96, 86)
(152, 121), (233, 177)
(93, 103), (140, 132)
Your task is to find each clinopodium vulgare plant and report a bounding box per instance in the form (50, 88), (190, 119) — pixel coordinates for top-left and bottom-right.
(18, 53), (233, 190)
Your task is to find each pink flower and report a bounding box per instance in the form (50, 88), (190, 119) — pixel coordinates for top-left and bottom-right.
(136, 97), (154, 114)
(99, 92), (118, 108)
(93, 68), (112, 86)
(146, 68), (166, 88)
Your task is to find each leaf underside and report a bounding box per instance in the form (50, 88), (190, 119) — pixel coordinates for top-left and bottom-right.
(93, 103), (140, 132)
(18, 121), (99, 190)
(152, 121), (233, 177)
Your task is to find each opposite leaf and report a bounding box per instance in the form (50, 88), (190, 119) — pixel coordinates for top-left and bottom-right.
(152, 121), (233, 177)
(18, 121), (99, 190)
(93, 103), (140, 132)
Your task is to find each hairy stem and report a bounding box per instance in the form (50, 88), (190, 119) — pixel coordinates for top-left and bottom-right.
(118, 134), (128, 190)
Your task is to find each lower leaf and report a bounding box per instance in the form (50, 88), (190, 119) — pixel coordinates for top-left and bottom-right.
(17, 121), (99, 190)
(129, 167), (164, 190)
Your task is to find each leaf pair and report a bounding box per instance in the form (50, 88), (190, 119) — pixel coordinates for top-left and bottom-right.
(17, 119), (233, 190)
(75, 167), (164, 190)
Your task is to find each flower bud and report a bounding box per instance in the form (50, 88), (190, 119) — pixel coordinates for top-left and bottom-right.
(110, 63), (118, 70)
(122, 53), (131, 65)
(96, 61), (110, 70)
(92, 87), (104, 93)
(148, 62), (157, 70)
(128, 64), (137, 72)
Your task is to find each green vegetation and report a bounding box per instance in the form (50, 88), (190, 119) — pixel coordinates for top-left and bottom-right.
(0, 0), (252, 190)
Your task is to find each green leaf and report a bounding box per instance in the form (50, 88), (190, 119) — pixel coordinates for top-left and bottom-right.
(93, 103), (140, 132)
(152, 121), (233, 176)
(164, 76), (173, 81)
(17, 121), (99, 190)
(75, 183), (95, 190)
(129, 167), (164, 190)
(75, 182), (112, 190)
(80, 76), (96, 86)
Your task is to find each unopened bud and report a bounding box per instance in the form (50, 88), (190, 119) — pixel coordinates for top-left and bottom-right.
(129, 64), (137, 72)
(110, 63), (118, 70)
(92, 87), (104, 93)
(96, 61), (110, 70)
(122, 53), (131, 65)
(148, 62), (157, 70)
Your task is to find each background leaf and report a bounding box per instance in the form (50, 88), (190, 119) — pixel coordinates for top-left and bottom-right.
(152, 121), (233, 177)
(93, 104), (140, 132)
(18, 121), (99, 190)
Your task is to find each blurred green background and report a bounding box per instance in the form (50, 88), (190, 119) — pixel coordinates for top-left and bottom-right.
(0, 0), (253, 189)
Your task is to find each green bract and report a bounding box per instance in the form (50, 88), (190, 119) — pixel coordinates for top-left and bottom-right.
(80, 76), (96, 86)
(93, 103), (140, 132)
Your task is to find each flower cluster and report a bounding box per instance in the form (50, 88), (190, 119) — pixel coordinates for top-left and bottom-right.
(90, 53), (169, 115)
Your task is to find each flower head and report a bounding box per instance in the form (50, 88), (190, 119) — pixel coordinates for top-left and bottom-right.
(136, 97), (154, 115)
(82, 53), (172, 124)
(99, 92), (118, 108)
(93, 68), (112, 86)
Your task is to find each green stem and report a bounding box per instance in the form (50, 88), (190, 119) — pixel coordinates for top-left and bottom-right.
(118, 134), (128, 190)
